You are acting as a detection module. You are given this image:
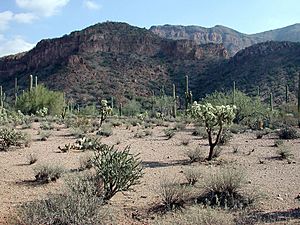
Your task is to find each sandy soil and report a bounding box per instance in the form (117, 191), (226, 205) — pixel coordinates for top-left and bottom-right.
(0, 122), (299, 224)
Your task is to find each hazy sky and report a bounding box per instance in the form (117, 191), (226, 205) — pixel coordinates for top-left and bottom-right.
(1, 0), (300, 56)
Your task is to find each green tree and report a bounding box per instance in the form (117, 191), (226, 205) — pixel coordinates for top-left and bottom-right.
(16, 85), (64, 116)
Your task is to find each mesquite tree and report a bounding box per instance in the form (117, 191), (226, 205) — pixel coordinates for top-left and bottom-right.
(190, 102), (236, 160)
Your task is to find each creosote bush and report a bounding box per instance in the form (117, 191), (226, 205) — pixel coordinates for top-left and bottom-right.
(276, 145), (293, 160)
(15, 173), (112, 225)
(278, 126), (298, 139)
(92, 144), (143, 201)
(198, 167), (254, 209)
(0, 127), (30, 151)
(164, 128), (175, 139)
(185, 146), (205, 163)
(34, 164), (65, 183)
(183, 167), (202, 185)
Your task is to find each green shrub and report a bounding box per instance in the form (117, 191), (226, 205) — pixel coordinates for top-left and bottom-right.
(164, 128), (175, 139)
(96, 125), (113, 137)
(38, 130), (51, 141)
(159, 178), (186, 210)
(122, 99), (142, 117)
(185, 146), (205, 163)
(40, 121), (54, 130)
(34, 164), (65, 183)
(16, 85), (64, 116)
(92, 144), (143, 201)
(218, 130), (233, 146)
(198, 167), (254, 209)
(273, 139), (284, 147)
(182, 167), (202, 185)
(15, 173), (112, 225)
(79, 154), (94, 171)
(0, 128), (30, 151)
(278, 126), (298, 139)
(192, 126), (208, 138)
(27, 153), (38, 165)
(276, 145), (293, 160)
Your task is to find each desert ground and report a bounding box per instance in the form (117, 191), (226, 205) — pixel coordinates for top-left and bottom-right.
(0, 118), (299, 224)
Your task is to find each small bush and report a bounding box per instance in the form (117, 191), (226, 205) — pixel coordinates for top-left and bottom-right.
(278, 126), (298, 139)
(273, 139), (284, 147)
(0, 128), (30, 151)
(159, 178), (186, 210)
(212, 146), (222, 159)
(192, 126), (208, 138)
(183, 167), (202, 185)
(185, 146), (205, 163)
(164, 128), (175, 139)
(218, 130), (233, 146)
(34, 164), (64, 183)
(198, 167), (254, 209)
(40, 121), (54, 130)
(276, 145), (293, 160)
(181, 138), (190, 146)
(92, 144), (143, 201)
(15, 173), (112, 225)
(134, 130), (146, 138)
(174, 122), (186, 131)
(97, 125), (113, 137)
(79, 154), (94, 171)
(27, 153), (38, 165)
(38, 130), (51, 141)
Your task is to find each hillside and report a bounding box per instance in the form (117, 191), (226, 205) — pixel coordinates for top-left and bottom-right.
(150, 23), (300, 56)
(0, 22), (228, 105)
(198, 41), (300, 103)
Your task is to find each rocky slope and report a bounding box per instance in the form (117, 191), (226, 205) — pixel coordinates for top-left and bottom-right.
(0, 22), (228, 104)
(150, 23), (300, 56)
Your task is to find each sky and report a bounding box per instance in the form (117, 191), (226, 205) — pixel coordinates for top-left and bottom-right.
(0, 0), (300, 57)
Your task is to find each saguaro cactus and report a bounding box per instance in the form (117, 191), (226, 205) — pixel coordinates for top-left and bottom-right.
(285, 84), (289, 104)
(35, 76), (38, 88)
(233, 81), (236, 105)
(119, 103), (123, 117)
(172, 84), (176, 118)
(298, 72), (300, 127)
(185, 75), (192, 111)
(29, 75), (33, 91)
(111, 96), (114, 110)
(270, 93), (273, 112)
(0, 86), (3, 108)
(14, 78), (18, 106)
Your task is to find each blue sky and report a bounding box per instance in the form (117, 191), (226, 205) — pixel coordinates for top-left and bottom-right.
(0, 0), (300, 56)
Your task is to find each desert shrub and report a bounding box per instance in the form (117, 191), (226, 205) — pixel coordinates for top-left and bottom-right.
(218, 130), (233, 145)
(164, 128), (175, 139)
(73, 136), (102, 151)
(34, 164), (65, 183)
(40, 121), (54, 130)
(198, 167), (254, 209)
(134, 130), (145, 138)
(229, 123), (247, 134)
(70, 127), (85, 138)
(185, 146), (205, 163)
(110, 119), (122, 127)
(181, 138), (190, 146)
(38, 130), (51, 141)
(92, 144), (143, 201)
(0, 127), (30, 151)
(96, 125), (113, 137)
(278, 126), (298, 139)
(122, 99), (142, 117)
(16, 85), (64, 116)
(27, 153), (38, 165)
(159, 178), (186, 210)
(174, 122), (186, 131)
(211, 146), (222, 158)
(276, 145), (293, 160)
(153, 205), (234, 225)
(273, 139), (284, 147)
(183, 167), (202, 185)
(144, 129), (153, 136)
(192, 126), (208, 138)
(79, 154), (94, 171)
(15, 173), (112, 225)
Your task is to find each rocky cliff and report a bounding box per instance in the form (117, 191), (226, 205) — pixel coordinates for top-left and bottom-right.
(150, 23), (300, 56)
(0, 22), (228, 104)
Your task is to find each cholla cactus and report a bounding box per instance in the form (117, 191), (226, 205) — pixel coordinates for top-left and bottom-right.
(190, 102), (236, 160)
(99, 100), (112, 127)
(36, 107), (48, 117)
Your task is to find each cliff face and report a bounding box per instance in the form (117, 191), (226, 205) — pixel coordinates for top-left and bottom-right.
(0, 22), (228, 103)
(150, 23), (300, 56)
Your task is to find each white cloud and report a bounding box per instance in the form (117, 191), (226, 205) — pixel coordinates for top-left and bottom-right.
(14, 13), (37, 23)
(84, 0), (101, 10)
(0, 36), (35, 57)
(0, 11), (14, 31)
(16, 0), (70, 17)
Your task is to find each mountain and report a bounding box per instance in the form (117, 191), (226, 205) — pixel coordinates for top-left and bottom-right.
(150, 23), (300, 56)
(0, 22), (228, 104)
(196, 41), (300, 103)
